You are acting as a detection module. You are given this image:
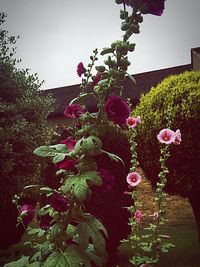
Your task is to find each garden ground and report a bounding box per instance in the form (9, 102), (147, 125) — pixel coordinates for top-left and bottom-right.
(1, 175), (199, 267)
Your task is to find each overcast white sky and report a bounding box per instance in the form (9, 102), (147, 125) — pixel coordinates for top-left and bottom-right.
(1, 0), (200, 90)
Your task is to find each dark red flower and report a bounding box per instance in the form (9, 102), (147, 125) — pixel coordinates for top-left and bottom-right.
(92, 73), (101, 86)
(60, 137), (76, 151)
(57, 158), (77, 172)
(77, 62), (85, 77)
(49, 192), (68, 212)
(64, 104), (85, 119)
(39, 215), (52, 230)
(105, 95), (130, 125)
(20, 204), (35, 225)
(141, 0), (165, 16)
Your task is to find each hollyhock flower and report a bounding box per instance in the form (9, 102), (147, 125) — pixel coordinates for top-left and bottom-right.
(49, 192), (68, 213)
(40, 215), (52, 230)
(98, 169), (115, 193)
(141, 0), (165, 16)
(77, 62), (85, 77)
(135, 210), (142, 223)
(126, 172), (142, 187)
(92, 73), (101, 86)
(105, 95), (131, 125)
(157, 129), (176, 144)
(60, 137), (76, 151)
(20, 204), (35, 225)
(64, 104), (85, 119)
(173, 129), (182, 145)
(153, 211), (159, 220)
(126, 116), (141, 128)
(57, 158), (77, 172)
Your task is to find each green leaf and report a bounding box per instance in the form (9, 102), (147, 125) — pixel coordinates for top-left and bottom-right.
(34, 144), (69, 158)
(4, 255), (29, 267)
(28, 262), (41, 267)
(69, 93), (95, 105)
(52, 153), (66, 164)
(75, 214), (107, 256)
(43, 246), (91, 267)
(74, 136), (102, 157)
(62, 171), (102, 201)
(100, 47), (114, 56)
(102, 150), (124, 165)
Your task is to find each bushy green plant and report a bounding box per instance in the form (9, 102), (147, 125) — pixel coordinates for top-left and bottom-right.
(0, 12), (54, 249)
(133, 70), (200, 242)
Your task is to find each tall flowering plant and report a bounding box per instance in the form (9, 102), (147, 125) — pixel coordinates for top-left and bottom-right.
(6, 0), (182, 267)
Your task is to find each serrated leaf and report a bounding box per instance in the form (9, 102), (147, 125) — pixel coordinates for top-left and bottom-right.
(4, 255), (29, 267)
(75, 214), (107, 256)
(28, 262), (41, 267)
(74, 136), (102, 157)
(62, 171), (102, 201)
(34, 144), (69, 158)
(43, 246), (91, 267)
(100, 47), (114, 55)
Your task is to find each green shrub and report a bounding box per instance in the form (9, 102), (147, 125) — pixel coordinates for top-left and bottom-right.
(133, 70), (200, 241)
(0, 12), (54, 249)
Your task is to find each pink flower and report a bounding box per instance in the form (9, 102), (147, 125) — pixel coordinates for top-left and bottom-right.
(64, 104), (85, 119)
(105, 95), (131, 125)
(126, 172), (142, 187)
(77, 62), (85, 77)
(141, 0), (165, 16)
(60, 137), (76, 151)
(20, 204), (35, 225)
(157, 129), (176, 144)
(92, 73), (101, 86)
(153, 211), (159, 220)
(173, 129), (182, 145)
(135, 210), (142, 223)
(126, 116), (141, 128)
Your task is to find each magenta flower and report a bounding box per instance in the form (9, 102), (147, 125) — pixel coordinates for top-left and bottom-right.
(77, 62), (85, 77)
(173, 129), (182, 145)
(60, 137), (76, 151)
(157, 129), (176, 144)
(49, 192), (69, 213)
(105, 95), (131, 125)
(20, 204), (35, 225)
(135, 210), (142, 223)
(126, 116), (141, 128)
(64, 104), (85, 119)
(92, 73), (101, 86)
(57, 158), (77, 172)
(141, 0), (165, 16)
(126, 172), (142, 187)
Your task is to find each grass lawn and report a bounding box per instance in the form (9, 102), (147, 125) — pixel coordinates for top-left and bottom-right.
(117, 225), (200, 267)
